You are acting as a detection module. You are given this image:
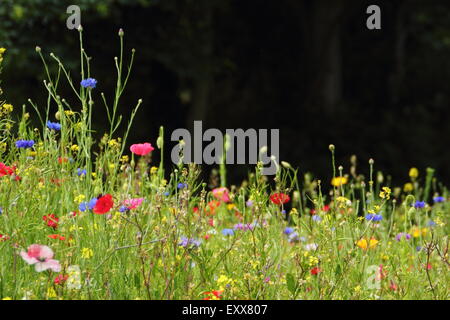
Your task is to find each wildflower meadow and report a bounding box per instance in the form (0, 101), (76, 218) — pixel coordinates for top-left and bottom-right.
(0, 29), (449, 301)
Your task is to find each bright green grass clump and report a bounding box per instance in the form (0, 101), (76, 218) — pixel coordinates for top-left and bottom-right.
(0, 31), (448, 300)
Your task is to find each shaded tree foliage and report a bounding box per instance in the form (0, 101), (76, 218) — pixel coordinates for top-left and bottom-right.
(1, 0), (449, 184)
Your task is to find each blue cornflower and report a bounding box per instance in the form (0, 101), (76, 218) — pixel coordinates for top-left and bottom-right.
(80, 78), (97, 89)
(433, 196), (445, 203)
(163, 192), (170, 196)
(15, 140), (35, 149)
(221, 228), (234, 236)
(284, 227), (295, 235)
(77, 168), (87, 176)
(414, 201), (426, 209)
(365, 214), (383, 222)
(312, 215), (322, 222)
(119, 205), (129, 213)
(427, 220), (436, 227)
(46, 121), (61, 131)
(177, 183), (187, 189)
(0, 207), (2, 215)
(88, 198), (98, 210)
(79, 202), (88, 212)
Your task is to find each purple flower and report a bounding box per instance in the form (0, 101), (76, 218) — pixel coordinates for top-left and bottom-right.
(77, 168), (87, 176)
(177, 183), (187, 189)
(179, 237), (201, 248)
(246, 200), (253, 207)
(119, 205), (129, 213)
(413, 201), (426, 209)
(395, 233), (411, 241)
(433, 196), (445, 203)
(312, 215), (322, 222)
(288, 232), (300, 243)
(80, 78), (97, 89)
(46, 121), (61, 131)
(15, 140), (35, 149)
(427, 220), (436, 227)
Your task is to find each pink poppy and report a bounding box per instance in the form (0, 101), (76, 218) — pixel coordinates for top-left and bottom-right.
(130, 143), (154, 156)
(212, 187), (230, 202)
(20, 244), (61, 272)
(123, 198), (144, 210)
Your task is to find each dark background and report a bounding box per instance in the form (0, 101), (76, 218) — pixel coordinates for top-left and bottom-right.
(1, 0), (449, 185)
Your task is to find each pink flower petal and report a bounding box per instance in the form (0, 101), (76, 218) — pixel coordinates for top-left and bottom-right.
(35, 259), (61, 273)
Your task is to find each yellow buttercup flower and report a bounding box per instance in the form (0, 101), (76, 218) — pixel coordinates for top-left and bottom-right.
(379, 186), (391, 199)
(81, 248), (94, 259)
(356, 238), (379, 250)
(403, 183), (413, 192)
(150, 166), (158, 174)
(409, 167), (419, 179)
(0, 48), (6, 54)
(331, 176), (348, 187)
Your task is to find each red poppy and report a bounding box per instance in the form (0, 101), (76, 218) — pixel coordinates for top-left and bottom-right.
(270, 193), (290, 205)
(43, 214), (59, 229)
(93, 194), (114, 214)
(0, 162), (15, 176)
(48, 234), (66, 241)
(203, 290), (223, 300)
(54, 274), (69, 285)
(310, 267), (322, 275)
(0, 234), (10, 241)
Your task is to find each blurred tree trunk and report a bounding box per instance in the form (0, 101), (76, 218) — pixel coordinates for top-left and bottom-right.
(300, 0), (347, 114)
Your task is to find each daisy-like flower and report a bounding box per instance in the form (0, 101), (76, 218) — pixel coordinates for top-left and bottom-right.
(20, 244), (61, 272)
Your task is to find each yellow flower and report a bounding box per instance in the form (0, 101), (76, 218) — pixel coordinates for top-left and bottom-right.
(331, 176), (348, 187)
(379, 186), (391, 199)
(150, 166), (158, 174)
(356, 238), (379, 250)
(308, 256), (319, 266)
(0, 48), (6, 54)
(2, 297), (12, 300)
(81, 248), (94, 259)
(2, 103), (13, 113)
(410, 227), (427, 238)
(121, 155), (129, 163)
(403, 183), (413, 192)
(74, 194), (86, 203)
(108, 139), (120, 148)
(409, 167), (419, 179)
(47, 287), (57, 299)
(64, 110), (75, 116)
(71, 144), (79, 152)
